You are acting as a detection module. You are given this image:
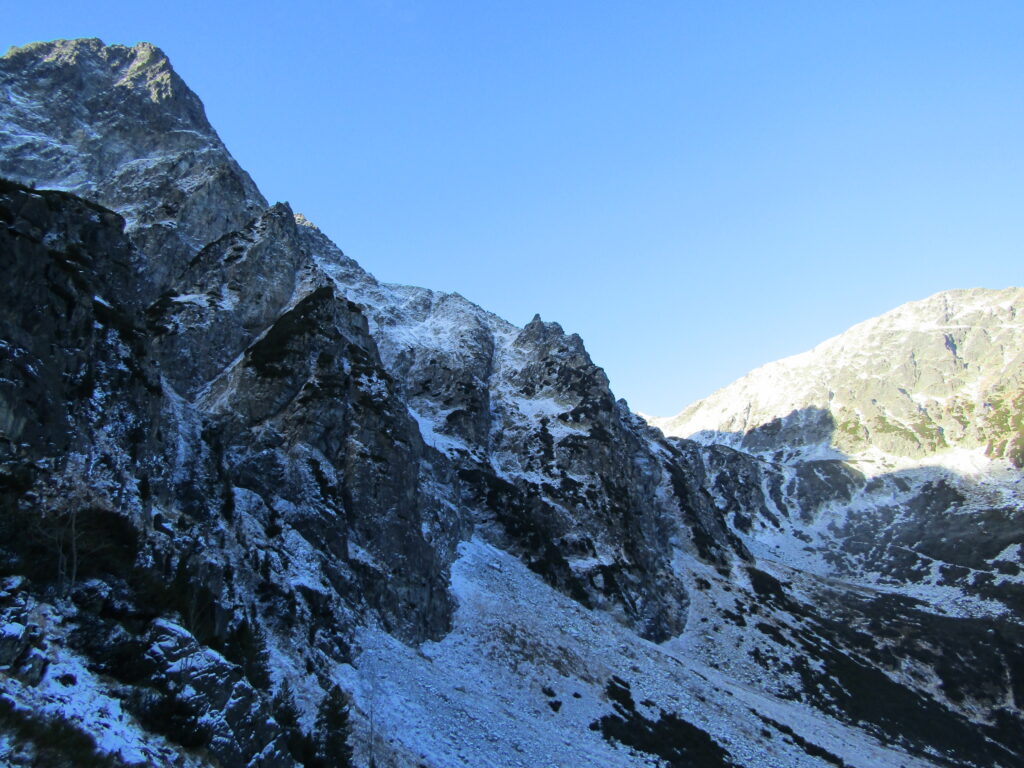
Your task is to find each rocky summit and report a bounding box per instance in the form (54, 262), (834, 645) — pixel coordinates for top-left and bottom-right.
(1, 38), (1021, 768)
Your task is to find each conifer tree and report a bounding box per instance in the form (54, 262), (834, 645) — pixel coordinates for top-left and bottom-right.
(312, 684), (353, 767)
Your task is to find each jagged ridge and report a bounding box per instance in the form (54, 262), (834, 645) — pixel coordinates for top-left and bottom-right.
(1, 38), (1021, 768)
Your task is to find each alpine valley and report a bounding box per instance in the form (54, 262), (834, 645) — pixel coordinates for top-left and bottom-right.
(1, 39), (1022, 768)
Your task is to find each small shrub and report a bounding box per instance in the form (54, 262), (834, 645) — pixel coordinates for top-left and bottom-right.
(133, 688), (212, 751)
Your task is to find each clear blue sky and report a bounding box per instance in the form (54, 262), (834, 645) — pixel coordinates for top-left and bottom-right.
(7, 2), (1023, 415)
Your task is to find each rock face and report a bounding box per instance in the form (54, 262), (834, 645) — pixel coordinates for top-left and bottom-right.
(649, 290), (1024, 768)
(1, 38), (1022, 768)
(0, 38), (266, 297)
(649, 290), (1024, 613)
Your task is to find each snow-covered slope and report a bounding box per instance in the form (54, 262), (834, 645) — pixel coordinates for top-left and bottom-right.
(649, 290), (1024, 722)
(650, 287), (1024, 466)
(344, 538), (950, 768)
(2, 39), (1022, 768)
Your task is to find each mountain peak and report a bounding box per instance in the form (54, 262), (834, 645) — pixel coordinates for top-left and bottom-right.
(4, 37), (109, 60)
(3, 38), (180, 102)
(2, 38), (1022, 768)
(0, 37), (266, 296)
(651, 286), (1024, 465)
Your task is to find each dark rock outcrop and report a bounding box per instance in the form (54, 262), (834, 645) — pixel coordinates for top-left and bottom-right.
(1, 38), (1021, 768)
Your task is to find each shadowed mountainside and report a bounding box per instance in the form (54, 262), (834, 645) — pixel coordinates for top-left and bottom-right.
(0, 39), (1021, 768)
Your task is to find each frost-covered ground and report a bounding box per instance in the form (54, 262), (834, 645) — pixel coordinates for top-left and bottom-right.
(341, 538), (932, 768)
(0, 583), (208, 768)
(703, 447), (1024, 620)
